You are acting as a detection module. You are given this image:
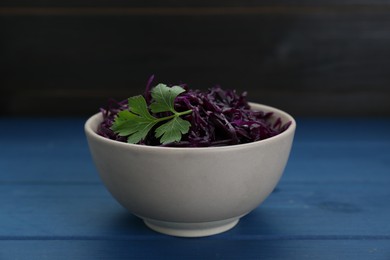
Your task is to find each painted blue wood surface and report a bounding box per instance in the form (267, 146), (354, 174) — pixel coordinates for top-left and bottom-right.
(0, 117), (389, 259)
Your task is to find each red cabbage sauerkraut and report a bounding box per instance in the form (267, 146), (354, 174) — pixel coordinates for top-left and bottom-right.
(97, 77), (291, 147)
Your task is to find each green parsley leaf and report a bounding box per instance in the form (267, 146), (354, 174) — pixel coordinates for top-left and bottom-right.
(155, 116), (191, 144)
(110, 85), (192, 144)
(150, 84), (186, 114)
(128, 95), (156, 121)
(110, 97), (158, 144)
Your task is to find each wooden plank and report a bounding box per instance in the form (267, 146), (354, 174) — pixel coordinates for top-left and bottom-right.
(0, 117), (389, 258)
(0, 181), (389, 237)
(1, 118), (389, 182)
(2, 1), (390, 8)
(3, 6), (390, 16)
(0, 240), (389, 259)
(0, 118), (99, 182)
(286, 118), (390, 182)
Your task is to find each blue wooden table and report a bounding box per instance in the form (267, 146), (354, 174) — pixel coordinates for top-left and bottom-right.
(1, 117), (389, 259)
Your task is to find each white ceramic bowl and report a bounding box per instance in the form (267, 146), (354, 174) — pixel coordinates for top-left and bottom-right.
(85, 103), (296, 237)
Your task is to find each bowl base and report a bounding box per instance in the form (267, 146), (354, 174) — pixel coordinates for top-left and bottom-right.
(143, 217), (239, 237)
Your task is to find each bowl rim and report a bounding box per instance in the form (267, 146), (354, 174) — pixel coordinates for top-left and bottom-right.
(84, 102), (296, 152)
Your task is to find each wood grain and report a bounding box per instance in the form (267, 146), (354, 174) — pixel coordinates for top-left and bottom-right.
(0, 118), (389, 258)
(0, 240), (389, 259)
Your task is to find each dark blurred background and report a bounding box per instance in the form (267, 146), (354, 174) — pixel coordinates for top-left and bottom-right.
(1, 1), (390, 117)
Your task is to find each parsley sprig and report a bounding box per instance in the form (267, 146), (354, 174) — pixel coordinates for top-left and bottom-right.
(110, 84), (192, 144)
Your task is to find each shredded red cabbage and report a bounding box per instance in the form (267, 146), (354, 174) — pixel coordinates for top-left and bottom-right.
(97, 77), (291, 147)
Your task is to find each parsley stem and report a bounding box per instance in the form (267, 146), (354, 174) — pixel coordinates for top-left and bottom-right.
(155, 109), (193, 122)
